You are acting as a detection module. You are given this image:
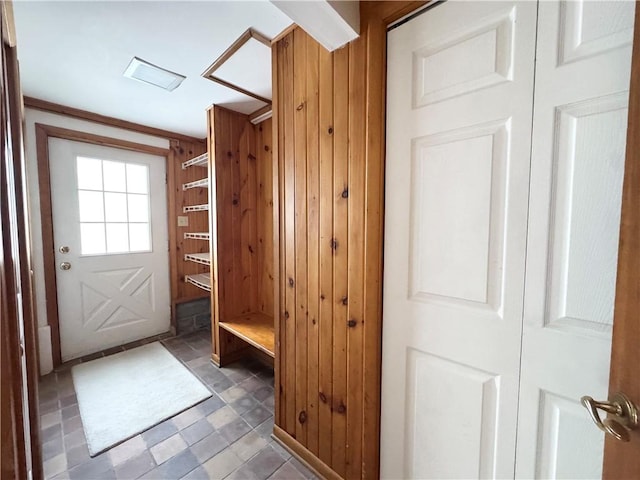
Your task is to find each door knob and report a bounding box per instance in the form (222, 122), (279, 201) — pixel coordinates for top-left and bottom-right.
(60, 262), (71, 271)
(59, 245), (70, 253)
(581, 392), (639, 442)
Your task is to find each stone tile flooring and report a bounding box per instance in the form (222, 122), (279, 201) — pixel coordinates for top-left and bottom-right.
(38, 329), (316, 480)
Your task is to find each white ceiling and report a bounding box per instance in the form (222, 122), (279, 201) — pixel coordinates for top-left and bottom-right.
(12, 1), (293, 138)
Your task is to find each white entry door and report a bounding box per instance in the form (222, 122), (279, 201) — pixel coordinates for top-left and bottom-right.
(49, 138), (171, 362)
(381, 2), (538, 478)
(516, 1), (635, 478)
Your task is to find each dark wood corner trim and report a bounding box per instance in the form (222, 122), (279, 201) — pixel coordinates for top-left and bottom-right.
(35, 124), (172, 367)
(25, 96), (206, 145)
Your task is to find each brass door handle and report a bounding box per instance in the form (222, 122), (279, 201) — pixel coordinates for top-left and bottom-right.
(581, 392), (639, 442)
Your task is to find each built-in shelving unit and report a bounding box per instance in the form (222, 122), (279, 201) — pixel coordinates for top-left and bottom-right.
(182, 151), (211, 295)
(207, 105), (275, 366)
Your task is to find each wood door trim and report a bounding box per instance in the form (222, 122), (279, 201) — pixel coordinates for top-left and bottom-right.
(35, 123), (172, 367)
(603, 3), (640, 477)
(7, 44), (43, 480)
(25, 96), (205, 144)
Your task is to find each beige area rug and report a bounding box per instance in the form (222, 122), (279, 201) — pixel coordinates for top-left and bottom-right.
(71, 342), (211, 456)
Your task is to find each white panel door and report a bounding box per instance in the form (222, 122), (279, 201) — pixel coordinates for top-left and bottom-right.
(381, 2), (537, 478)
(516, 2), (635, 478)
(49, 138), (171, 361)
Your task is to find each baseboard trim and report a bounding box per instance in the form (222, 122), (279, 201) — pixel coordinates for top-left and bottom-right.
(272, 425), (341, 480)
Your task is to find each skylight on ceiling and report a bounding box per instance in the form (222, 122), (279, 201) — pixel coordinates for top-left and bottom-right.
(123, 57), (185, 92)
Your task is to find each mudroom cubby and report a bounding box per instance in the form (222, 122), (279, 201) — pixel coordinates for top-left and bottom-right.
(207, 105), (275, 366)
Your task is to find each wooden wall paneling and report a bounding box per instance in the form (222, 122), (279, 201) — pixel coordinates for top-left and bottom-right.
(305, 33), (321, 456)
(360, 5), (387, 477)
(213, 108), (231, 327)
(212, 107), (247, 361)
(346, 30), (366, 480)
(293, 27), (309, 446)
(256, 119), (274, 315)
(238, 119), (258, 312)
(271, 4), (432, 475)
(229, 110), (242, 318)
(317, 41), (335, 466)
(331, 42), (350, 479)
(273, 37), (284, 428)
(279, 35), (297, 436)
(282, 34), (297, 434)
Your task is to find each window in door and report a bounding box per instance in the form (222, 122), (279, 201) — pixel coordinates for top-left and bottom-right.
(76, 156), (151, 255)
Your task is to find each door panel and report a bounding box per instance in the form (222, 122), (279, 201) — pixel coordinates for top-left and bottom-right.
(516, 1), (635, 478)
(49, 138), (170, 361)
(381, 2), (538, 478)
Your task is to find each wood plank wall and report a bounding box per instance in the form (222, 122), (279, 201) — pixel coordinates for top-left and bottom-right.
(168, 139), (208, 309)
(273, 25), (383, 479)
(208, 106), (273, 358)
(256, 119), (274, 316)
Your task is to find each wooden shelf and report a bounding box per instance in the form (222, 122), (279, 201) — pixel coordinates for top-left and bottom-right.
(183, 178), (209, 190)
(220, 312), (275, 357)
(184, 232), (210, 241)
(185, 273), (211, 292)
(181, 152), (208, 169)
(184, 252), (211, 266)
(183, 204), (209, 213)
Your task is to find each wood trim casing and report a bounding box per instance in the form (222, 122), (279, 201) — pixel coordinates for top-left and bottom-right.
(35, 123), (172, 366)
(6, 42), (43, 480)
(603, 2), (640, 478)
(24, 96), (205, 144)
(201, 28), (273, 105)
(1, 0), (15, 47)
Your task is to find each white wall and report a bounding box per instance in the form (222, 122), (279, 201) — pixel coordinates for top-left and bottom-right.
(24, 108), (170, 374)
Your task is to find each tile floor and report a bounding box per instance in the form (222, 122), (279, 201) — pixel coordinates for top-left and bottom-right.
(38, 329), (316, 480)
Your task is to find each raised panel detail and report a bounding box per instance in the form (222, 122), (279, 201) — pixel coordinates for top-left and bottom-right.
(536, 391), (604, 479)
(98, 306), (145, 331)
(96, 267), (143, 291)
(559, 0), (634, 65)
(132, 274), (155, 310)
(81, 283), (110, 326)
(412, 7), (514, 107)
(409, 120), (509, 313)
(405, 349), (499, 479)
(546, 93), (627, 334)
